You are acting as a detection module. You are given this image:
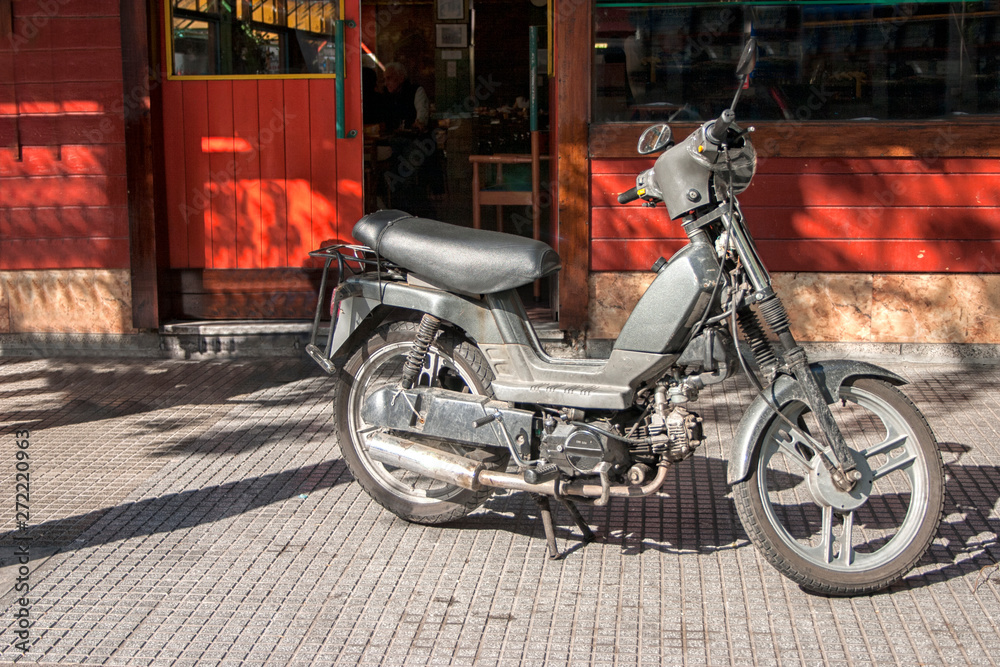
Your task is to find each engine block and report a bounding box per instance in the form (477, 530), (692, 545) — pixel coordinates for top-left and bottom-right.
(540, 423), (630, 476)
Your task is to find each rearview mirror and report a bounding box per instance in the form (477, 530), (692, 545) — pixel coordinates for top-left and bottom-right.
(637, 124), (673, 155)
(736, 38), (758, 78)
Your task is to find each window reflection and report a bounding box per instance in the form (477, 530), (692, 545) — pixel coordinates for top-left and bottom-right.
(593, 1), (1000, 122)
(170, 0), (338, 76)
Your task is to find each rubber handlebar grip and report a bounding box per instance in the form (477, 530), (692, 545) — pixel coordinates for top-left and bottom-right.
(708, 109), (736, 143)
(617, 187), (641, 205)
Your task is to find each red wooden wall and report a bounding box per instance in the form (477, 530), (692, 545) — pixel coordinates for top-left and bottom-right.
(0, 0), (127, 271)
(160, 77), (363, 272)
(592, 157), (1000, 273)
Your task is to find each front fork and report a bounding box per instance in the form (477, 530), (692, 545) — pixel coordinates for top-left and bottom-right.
(722, 204), (861, 491)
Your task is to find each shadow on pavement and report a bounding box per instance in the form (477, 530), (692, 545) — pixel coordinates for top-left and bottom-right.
(450, 451), (1000, 592)
(0, 458), (350, 563)
(0, 357), (328, 435)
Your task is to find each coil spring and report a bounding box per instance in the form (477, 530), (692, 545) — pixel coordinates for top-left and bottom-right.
(736, 307), (777, 372)
(400, 314), (442, 389)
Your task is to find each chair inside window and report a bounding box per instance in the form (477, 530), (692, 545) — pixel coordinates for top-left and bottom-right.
(470, 131), (549, 236)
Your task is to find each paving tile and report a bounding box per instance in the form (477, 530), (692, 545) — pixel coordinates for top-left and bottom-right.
(0, 358), (998, 665)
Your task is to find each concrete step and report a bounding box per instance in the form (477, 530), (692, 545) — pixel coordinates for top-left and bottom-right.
(160, 320), (314, 359)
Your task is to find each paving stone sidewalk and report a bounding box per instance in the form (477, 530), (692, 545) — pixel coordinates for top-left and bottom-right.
(0, 355), (997, 666)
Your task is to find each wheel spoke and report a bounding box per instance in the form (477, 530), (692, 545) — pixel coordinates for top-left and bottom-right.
(862, 433), (907, 459)
(773, 429), (819, 473)
(872, 452), (917, 481)
(821, 505), (835, 564)
(836, 511), (855, 566)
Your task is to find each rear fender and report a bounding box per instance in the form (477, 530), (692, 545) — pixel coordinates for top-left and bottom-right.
(727, 360), (907, 485)
(309, 276), (504, 373)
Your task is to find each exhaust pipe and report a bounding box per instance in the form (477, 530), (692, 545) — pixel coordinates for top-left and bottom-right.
(364, 431), (485, 491)
(363, 431), (668, 499)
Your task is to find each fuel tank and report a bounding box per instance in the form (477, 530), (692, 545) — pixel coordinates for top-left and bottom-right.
(613, 240), (721, 355)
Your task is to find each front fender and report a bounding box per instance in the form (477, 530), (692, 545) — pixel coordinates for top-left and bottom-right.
(727, 360), (907, 485)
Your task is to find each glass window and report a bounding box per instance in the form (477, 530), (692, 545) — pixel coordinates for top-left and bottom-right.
(169, 0), (338, 77)
(593, 1), (1000, 122)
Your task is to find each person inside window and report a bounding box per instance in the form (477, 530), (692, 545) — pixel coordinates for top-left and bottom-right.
(377, 62), (440, 214)
(383, 62), (429, 132)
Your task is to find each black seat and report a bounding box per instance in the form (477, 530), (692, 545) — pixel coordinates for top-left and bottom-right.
(353, 210), (560, 295)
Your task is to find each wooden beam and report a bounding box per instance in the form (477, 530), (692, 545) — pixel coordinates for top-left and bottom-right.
(120, 0), (159, 329)
(590, 121), (1000, 160)
(162, 268), (324, 320)
(554, 0), (591, 331)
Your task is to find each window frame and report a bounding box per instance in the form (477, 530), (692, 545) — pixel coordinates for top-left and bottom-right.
(165, 0), (340, 81)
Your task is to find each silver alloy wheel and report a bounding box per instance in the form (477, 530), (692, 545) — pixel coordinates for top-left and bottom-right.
(753, 383), (931, 572)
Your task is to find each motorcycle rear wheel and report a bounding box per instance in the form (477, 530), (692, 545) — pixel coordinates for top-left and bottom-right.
(733, 378), (944, 596)
(334, 320), (509, 525)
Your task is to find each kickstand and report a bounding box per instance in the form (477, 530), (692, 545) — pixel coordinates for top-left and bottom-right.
(532, 494), (596, 560)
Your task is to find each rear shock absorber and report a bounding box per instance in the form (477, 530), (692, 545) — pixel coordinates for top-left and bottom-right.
(400, 314), (442, 389)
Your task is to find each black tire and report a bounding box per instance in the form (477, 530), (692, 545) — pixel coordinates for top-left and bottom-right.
(334, 320), (509, 525)
(733, 378), (944, 596)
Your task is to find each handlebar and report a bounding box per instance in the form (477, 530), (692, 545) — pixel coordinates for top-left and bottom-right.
(617, 186), (641, 205)
(708, 109), (736, 144)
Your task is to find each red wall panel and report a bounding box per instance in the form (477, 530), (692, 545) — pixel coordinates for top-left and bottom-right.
(0, 6), (126, 271)
(308, 78), (339, 259)
(8, 16), (121, 51)
(159, 72), (363, 272)
(232, 81), (262, 269)
(591, 157), (1000, 273)
(0, 238), (129, 270)
(181, 80), (210, 268)
(257, 79), (288, 268)
(282, 79), (315, 268)
(206, 80), (237, 270)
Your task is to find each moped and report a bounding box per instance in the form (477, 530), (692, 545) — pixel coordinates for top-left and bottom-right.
(306, 39), (944, 595)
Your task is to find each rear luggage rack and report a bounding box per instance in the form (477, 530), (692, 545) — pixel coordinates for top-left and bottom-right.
(305, 243), (401, 372)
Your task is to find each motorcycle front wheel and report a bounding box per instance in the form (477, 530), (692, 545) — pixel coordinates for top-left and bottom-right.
(334, 320), (510, 525)
(733, 378), (944, 596)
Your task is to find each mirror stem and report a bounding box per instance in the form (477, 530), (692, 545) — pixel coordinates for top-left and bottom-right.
(729, 74), (750, 113)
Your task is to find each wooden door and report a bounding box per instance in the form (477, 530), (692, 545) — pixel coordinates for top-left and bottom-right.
(157, 0), (363, 320)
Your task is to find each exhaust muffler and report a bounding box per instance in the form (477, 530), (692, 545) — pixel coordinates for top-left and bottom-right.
(364, 431), (486, 491)
(363, 431), (667, 499)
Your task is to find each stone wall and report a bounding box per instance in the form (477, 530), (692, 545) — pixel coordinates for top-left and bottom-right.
(588, 272), (1000, 344)
(0, 270), (134, 335)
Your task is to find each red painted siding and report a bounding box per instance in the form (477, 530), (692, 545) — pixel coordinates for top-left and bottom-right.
(591, 157), (1000, 273)
(161, 76), (362, 271)
(0, 4), (127, 270)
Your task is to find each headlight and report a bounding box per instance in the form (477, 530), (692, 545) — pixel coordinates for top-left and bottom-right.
(723, 138), (757, 195)
(686, 125), (757, 195)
